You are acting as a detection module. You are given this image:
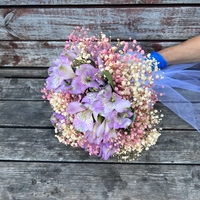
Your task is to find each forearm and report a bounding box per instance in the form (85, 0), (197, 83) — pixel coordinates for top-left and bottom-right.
(158, 35), (200, 65)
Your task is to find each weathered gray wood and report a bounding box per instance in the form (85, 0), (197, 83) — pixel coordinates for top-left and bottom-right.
(1, 0), (200, 5)
(0, 101), (52, 127)
(0, 101), (198, 129)
(0, 7), (200, 40)
(0, 41), (64, 67)
(0, 78), (44, 100)
(0, 162), (200, 200)
(0, 41), (179, 67)
(0, 128), (200, 163)
(1, 78), (200, 101)
(0, 68), (48, 78)
(0, 78), (48, 100)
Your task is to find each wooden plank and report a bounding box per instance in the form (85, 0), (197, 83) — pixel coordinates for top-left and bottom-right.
(1, 78), (200, 101)
(0, 162), (200, 200)
(0, 7), (200, 40)
(0, 101), (52, 127)
(0, 128), (200, 163)
(0, 68), (48, 78)
(0, 78), (44, 100)
(1, 0), (200, 5)
(0, 41), (64, 67)
(0, 101), (198, 129)
(0, 41), (179, 67)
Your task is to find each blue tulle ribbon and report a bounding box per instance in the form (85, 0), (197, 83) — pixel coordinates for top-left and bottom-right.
(154, 63), (200, 132)
(149, 52), (168, 69)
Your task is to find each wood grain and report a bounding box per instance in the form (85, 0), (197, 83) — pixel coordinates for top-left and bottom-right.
(1, 162), (200, 200)
(0, 101), (52, 127)
(0, 68), (48, 78)
(0, 7), (199, 40)
(0, 101), (198, 129)
(0, 41), (64, 67)
(0, 128), (200, 163)
(1, 0), (200, 5)
(0, 41), (179, 67)
(0, 78), (44, 100)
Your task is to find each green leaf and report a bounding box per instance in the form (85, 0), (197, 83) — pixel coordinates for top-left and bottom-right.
(97, 115), (104, 123)
(131, 113), (137, 122)
(102, 70), (114, 89)
(130, 108), (136, 122)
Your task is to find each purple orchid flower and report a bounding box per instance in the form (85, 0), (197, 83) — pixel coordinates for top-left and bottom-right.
(84, 117), (118, 146)
(49, 55), (76, 79)
(106, 110), (133, 129)
(57, 56), (75, 79)
(67, 102), (94, 132)
(46, 74), (65, 90)
(69, 64), (99, 94)
(82, 92), (103, 120)
(96, 119), (117, 144)
(46, 55), (76, 90)
(97, 85), (131, 117)
(84, 119), (102, 144)
(99, 142), (118, 160)
(64, 44), (83, 62)
(64, 51), (77, 62)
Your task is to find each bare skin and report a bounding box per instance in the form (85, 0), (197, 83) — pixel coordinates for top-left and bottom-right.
(158, 35), (200, 65)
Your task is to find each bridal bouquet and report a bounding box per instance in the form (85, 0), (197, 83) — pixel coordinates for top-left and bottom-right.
(42, 27), (163, 161)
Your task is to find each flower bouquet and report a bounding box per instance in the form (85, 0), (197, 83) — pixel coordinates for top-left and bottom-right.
(42, 27), (163, 161)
